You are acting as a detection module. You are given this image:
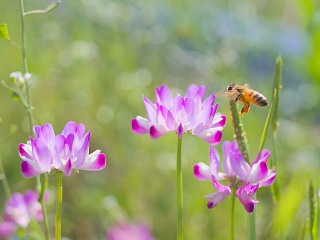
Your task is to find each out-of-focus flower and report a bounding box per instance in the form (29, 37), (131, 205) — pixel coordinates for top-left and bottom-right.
(107, 221), (156, 240)
(131, 84), (226, 144)
(10, 71), (31, 87)
(0, 190), (43, 239)
(19, 121), (106, 178)
(194, 140), (276, 213)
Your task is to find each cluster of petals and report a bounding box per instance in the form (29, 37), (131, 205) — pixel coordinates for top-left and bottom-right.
(131, 84), (226, 145)
(0, 190), (43, 239)
(194, 140), (276, 213)
(107, 221), (155, 240)
(19, 121), (106, 178)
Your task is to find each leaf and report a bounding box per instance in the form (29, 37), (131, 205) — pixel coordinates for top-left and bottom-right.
(0, 23), (10, 40)
(309, 180), (319, 240)
(271, 56), (283, 134)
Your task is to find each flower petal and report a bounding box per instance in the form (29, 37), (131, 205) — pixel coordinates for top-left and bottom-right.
(209, 146), (220, 177)
(194, 129), (222, 145)
(61, 159), (72, 176)
(204, 191), (229, 209)
(236, 183), (259, 214)
(194, 162), (211, 180)
(0, 222), (17, 239)
(155, 85), (172, 109)
(248, 161), (268, 184)
(211, 176), (231, 195)
(143, 96), (157, 122)
(21, 161), (42, 178)
(229, 148), (251, 181)
(131, 117), (150, 134)
(150, 125), (168, 139)
(252, 149), (271, 164)
(76, 151), (106, 171)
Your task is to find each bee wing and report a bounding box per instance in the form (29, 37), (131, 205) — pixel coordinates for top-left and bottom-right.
(216, 90), (239, 100)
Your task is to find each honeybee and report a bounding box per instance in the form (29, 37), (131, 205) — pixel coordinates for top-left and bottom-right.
(217, 83), (269, 116)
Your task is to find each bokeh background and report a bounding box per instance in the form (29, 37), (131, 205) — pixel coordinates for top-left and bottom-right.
(1, 0), (320, 239)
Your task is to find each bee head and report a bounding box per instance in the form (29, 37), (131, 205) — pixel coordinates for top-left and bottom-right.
(227, 83), (235, 91)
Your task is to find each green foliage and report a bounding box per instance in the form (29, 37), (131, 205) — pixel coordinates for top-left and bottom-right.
(0, 0), (319, 239)
(0, 23), (10, 40)
(309, 180), (319, 240)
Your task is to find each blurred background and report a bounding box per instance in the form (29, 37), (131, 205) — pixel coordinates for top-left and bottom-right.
(0, 0), (320, 239)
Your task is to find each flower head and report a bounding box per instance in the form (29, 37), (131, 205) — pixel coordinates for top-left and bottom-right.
(194, 140), (276, 213)
(132, 84), (226, 144)
(19, 121), (106, 178)
(107, 221), (156, 240)
(0, 190), (44, 239)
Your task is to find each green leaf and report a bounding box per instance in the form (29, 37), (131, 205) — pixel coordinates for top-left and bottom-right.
(271, 56), (282, 134)
(309, 180), (319, 240)
(0, 23), (10, 40)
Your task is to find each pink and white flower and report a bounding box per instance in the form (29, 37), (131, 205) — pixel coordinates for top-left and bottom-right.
(0, 190), (44, 239)
(132, 84), (226, 145)
(19, 121), (106, 178)
(194, 140), (276, 213)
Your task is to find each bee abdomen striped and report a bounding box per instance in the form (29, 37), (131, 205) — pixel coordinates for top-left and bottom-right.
(253, 93), (268, 107)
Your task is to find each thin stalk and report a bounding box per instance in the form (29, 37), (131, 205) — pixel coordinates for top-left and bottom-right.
(19, 0), (34, 133)
(229, 100), (255, 240)
(39, 173), (50, 240)
(24, 0), (61, 15)
(55, 171), (63, 240)
(176, 137), (183, 240)
(248, 212), (256, 240)
(229, 100), (250, 163)
(19, 1), (50, 238)
(230, 187), (236, 240)
(270, 56), (283, 202)
(0, 157), (11, 199)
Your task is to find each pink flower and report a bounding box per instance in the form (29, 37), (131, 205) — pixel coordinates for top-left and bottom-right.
(0, 190), (44, 239)
(19, 121), (106, 178)
(132, 84), (226, 144)
(107, 221), (156, 240)
(194, 140), (276, 213)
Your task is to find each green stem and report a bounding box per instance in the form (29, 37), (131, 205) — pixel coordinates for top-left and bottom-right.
(176, 137), (183, 240)
(248, 211), (256, 240)
(229, 100), (250, 163)
(56, 171), (63, 240)
(0, 157), (11, 199)
(230, 187), (236, 240)
(20, 0), (34, 134)
(39, 173), (50, 240)
(229, 100), (255, 239)
(19, 0), (28, 75)
(19, 2), (50, 238)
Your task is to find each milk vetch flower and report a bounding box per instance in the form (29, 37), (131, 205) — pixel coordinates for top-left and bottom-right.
(0, 190), (44, 239)
(194, 140), (276, 213)
(131, 84), (226, 144)
(19, 121), (106, 178)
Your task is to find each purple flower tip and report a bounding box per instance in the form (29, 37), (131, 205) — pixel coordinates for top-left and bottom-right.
(194, 165), (200, 176)
(207, 201), (215, 209)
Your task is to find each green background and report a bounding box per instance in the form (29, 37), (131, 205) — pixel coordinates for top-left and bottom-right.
(1, 0), (320, 239)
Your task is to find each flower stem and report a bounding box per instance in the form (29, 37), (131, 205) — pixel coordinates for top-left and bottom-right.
(39, 173), (50, 240)
(19, 0), (34, 134)
(56, 171), (63, 240)
(229, 100), (250, 163)
(176, 137), (183, 240)
(19, 2), (50, 239)
(0, 156), (11, 199)
(230, 187), (236, 240)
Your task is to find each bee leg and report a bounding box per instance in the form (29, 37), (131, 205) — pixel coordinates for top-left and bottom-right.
(240, 103), (250, 117)
(235, 94), (241, 102)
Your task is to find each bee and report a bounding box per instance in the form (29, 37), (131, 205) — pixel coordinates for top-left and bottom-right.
(217, 83), (269, 116)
